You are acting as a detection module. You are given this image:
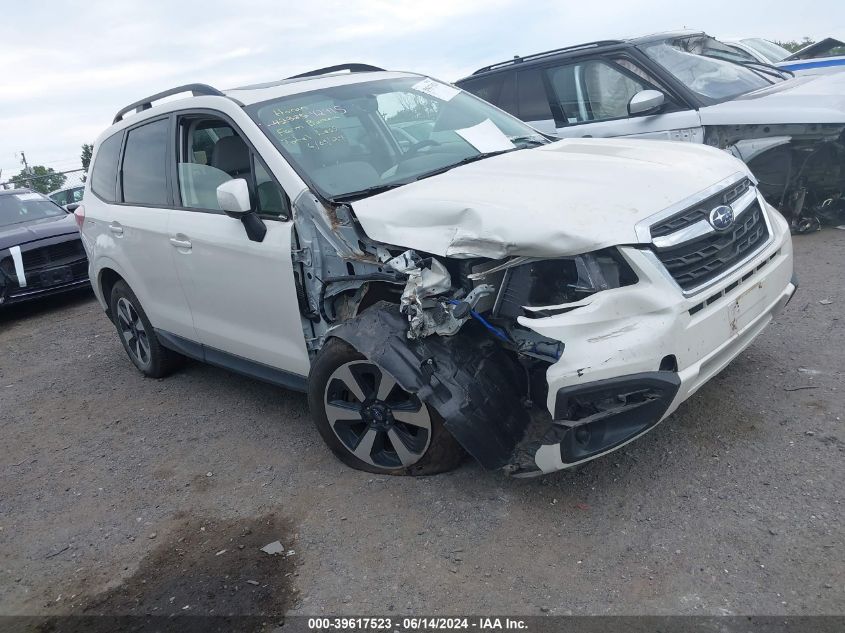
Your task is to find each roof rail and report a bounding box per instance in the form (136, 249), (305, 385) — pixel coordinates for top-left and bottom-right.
(113, 83), (226, 124)
(287, 63), (386, 79)
(471, 40), (624, 74)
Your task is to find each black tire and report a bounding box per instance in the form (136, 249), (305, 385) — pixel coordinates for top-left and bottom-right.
(308, 338), (464, 476)
(109, 280), (183, 378)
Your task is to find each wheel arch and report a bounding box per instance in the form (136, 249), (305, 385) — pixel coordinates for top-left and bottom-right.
(326, 302), (534, 470)
(98, 267), (124, 320)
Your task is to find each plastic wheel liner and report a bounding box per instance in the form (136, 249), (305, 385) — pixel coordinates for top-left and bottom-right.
(326, 302), (538, 471)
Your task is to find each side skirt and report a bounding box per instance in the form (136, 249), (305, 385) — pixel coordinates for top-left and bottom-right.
(155, 329), (308, 393)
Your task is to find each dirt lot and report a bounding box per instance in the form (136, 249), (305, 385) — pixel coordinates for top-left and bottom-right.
(0, 230), (842, 618)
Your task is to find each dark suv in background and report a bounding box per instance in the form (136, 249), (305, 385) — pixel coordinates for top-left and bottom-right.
(0, 189), (89, 306)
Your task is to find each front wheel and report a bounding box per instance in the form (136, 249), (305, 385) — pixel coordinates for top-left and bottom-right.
(308, 339), (464, 475)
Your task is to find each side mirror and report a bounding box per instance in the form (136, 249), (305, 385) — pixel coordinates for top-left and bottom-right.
(66, 203), (80, 213)
(217, 178), (252, 218)
(216, 178), (267, 243)
(628, 90), (665, 116)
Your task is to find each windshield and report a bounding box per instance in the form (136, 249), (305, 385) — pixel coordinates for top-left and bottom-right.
(0, 192), (65, 228)
(640, 38), (773, 102)
(741, 38), (790, 63)
(248, 76), (547, 200)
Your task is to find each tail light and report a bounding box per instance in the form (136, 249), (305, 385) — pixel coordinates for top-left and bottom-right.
(73, 205), (85, 229)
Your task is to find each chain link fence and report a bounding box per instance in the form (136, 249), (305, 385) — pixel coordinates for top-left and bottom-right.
(0, 168), (86, 194)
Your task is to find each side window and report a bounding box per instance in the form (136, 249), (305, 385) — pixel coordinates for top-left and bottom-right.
(516, 69), (553, 122)
(176, 116), (289, 219)
(177, 119), (243, 210)
(71, 187), (85, 202)
(546, 59), (648, 124)
(90, 132), (122, 202)
(122, 119), (170, 205)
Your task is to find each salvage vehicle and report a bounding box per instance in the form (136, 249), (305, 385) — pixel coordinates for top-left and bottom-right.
(721, 38), (793, 65)
(777, 38), (845, 75)
(725, 37), (845, 75)
(0, 189), (89, 306)
(456, 32), (845, 231)
(77, 65), (796, 477)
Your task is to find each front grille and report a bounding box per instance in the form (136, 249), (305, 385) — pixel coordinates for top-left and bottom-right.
(653, 200), (770, 291)
(22, 240), (85, 271)
(651, 178), (752, 238)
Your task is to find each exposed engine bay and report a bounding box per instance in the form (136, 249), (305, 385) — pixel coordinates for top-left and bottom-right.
(290, 191), (641, 474)
(708, 123), (845, 232)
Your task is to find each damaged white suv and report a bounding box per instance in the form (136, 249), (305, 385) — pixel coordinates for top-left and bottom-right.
(78, 64), (796, 477)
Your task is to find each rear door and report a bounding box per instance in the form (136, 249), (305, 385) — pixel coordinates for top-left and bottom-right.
(166, 111), (310, 378)
(86, 119), (197, 340)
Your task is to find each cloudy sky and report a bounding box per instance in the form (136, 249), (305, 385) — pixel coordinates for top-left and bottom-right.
(1, 0), (841, 183)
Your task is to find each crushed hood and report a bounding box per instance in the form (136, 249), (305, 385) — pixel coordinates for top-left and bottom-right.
(350, 138), (747, 259)
(700, 72), (845, 125)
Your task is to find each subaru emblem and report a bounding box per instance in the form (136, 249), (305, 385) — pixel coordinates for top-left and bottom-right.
(709, 205), (735, 231)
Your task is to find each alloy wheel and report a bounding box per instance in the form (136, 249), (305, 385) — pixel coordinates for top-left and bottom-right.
(323, 361), (432, 469)
(116, 296), (151, 368)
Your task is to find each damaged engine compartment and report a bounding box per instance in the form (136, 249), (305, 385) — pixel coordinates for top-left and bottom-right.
(290, 190), (645, 475)
(708, 123), (845, 232)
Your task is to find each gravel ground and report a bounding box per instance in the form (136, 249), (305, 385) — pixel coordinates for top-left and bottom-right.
(0, 230), (842, 618)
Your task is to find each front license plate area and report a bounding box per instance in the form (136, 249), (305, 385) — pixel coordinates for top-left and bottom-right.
(728, 280), (767, 334)
(39, 266), (73, 287)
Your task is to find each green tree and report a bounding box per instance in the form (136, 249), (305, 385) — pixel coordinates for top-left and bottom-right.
(11, 165), (67, 194)
(773, 37), (815, 53)
(80, 143), (93, 182)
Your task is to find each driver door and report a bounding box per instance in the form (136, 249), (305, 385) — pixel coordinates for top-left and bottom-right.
(529, 57), (703, 141)
(167, 112), (310, 379)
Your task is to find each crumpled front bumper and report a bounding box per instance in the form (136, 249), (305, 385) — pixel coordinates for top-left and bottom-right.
(517, 203), (795, 475)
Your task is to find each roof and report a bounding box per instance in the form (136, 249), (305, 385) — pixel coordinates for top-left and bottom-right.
(0, 188), (35, 196)
(463, 30), (705, 78)
(626, 30), (705, 45)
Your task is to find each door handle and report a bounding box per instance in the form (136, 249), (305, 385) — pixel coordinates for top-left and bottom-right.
(169, 237), (192, 249)
(108, 223), (124, 236)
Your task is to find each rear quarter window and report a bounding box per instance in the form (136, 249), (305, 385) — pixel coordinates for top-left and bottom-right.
(90, 132), (123, 202)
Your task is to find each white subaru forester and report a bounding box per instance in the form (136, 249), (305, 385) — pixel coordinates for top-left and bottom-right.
(76, 64), (796, 477)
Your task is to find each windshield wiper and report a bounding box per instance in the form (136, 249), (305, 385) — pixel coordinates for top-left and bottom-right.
(510, 136), (549, 147)
(700, 52), (794, 82)
(329, 183), (408, 203)
(736, 59), (794, 81)
(414, 148), (519, 182)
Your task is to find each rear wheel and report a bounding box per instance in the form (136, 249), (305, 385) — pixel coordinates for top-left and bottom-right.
(308, 339), (464, 475)
(109, 280), (182, 378)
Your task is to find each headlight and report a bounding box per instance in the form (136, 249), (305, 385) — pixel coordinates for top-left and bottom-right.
(491, 249), (637, 319)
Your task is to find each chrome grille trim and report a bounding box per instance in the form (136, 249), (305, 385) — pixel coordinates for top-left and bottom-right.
(648, 191), (775, 297)
(634, 171), (752, 243)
